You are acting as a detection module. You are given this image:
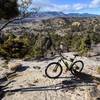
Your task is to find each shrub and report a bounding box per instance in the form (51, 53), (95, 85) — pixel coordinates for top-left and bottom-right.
(26, 34), (52, 59)
(63, 34), (72, 51)
(71, 35), (81, 51)
(29, 47), (44, 59)
(50, 33), (62, 48)
(78, 38), (89, 56)
(0, 34), (31, 59)
(0, 31), (98, 59)
(96, 66), (100, 74)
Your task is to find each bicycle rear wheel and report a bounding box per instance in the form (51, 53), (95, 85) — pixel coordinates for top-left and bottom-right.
(70, 60), (84, 75)
(45, 62), (62, 79)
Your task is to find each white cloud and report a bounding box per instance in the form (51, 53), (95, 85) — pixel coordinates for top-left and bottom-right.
(43, 4), (71, 12)
(28, 0), (100, 13)
(90, 0), (100, 8)
(31, 3), (87, 12)
(73, 3), (87, 10)
(30, 0), (50, 10)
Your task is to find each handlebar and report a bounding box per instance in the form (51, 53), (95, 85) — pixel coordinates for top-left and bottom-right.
(58, 51), (79, 61)
(59, 53), (68, 60)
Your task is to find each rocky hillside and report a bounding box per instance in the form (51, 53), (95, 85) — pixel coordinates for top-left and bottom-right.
(2, 16), (100, 36)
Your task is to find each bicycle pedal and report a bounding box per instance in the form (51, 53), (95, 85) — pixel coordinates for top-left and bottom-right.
(65, 70), (68, 72)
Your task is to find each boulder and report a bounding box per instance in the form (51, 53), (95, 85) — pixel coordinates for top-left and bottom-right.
(8, 62), (22, 71)
(72, 22), (81, 27)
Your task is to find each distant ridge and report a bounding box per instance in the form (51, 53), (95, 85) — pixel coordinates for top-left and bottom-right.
(12, 12), (100, 23)
(29, 11), (66, 18)
(66, 13), (99, 17)
(29, 11), (100, 18)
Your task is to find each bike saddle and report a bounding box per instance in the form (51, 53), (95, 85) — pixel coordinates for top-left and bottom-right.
(73, 54), (79, 57)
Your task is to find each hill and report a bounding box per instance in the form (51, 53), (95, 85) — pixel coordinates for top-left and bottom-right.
(14, 12), (100, 23)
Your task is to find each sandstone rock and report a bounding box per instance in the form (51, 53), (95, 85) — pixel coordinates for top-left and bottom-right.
(72, 22), (81, 27)
(87, 51), (97, 57)
(8, 62), (22, 71)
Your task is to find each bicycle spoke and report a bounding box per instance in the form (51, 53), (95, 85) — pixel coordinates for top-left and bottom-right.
(45, 62), (62, 78)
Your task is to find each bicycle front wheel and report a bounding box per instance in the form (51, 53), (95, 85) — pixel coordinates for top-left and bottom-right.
(70, 60), (84, 75)
(45, 62), (62, 79)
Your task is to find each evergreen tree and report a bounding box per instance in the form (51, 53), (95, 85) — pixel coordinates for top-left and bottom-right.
(0, 0), (19, 19)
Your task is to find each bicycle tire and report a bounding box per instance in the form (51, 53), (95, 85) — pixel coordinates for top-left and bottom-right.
(45, 62), (62, 79)
(70, 60), (84, 75)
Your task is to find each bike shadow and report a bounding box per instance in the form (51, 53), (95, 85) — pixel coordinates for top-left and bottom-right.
(6, 72), (100, 92)
(1, 72), (100, 99)
(61, 72), (100, 91)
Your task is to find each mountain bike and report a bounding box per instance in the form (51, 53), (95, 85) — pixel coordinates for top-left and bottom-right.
(45, 53), (84, 79)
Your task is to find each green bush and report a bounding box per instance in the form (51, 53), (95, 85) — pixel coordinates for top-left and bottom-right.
(78, 39), (89, 55)
(29, 47), (44, 59)
(0, 34), (31, 59)
(0, 31), (99, 59)
(63, 34), (72, 51)
(96, 66), (100, 74)
(71, 35), (81, 51)
(26, 34), (52, 59)
(50, 33), (62, 48)
(91, 33), (100, 44)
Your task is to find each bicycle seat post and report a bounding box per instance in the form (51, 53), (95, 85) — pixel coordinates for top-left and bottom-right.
(73, 54), (79, 60)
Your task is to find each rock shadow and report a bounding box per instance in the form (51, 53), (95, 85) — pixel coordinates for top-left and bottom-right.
(16, 66), (29, 72)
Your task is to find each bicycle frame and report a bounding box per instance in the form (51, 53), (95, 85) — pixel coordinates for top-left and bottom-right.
(57, 55), (76, 70)
(45, 52), (84, 78)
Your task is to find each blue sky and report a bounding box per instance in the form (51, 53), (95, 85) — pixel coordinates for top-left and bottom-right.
(50, 0), (91, 5)
(26, 0), (100, 14)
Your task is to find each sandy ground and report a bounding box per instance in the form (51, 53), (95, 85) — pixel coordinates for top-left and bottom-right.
(0, 52), (100, 100)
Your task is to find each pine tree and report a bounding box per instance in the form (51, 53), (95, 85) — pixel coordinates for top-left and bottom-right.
(0, 0), (19, 19)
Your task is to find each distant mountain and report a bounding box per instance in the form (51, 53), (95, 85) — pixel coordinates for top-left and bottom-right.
(13, 12), (100, 24)
(29, 11), (66, 19)
(29, 12), (99, 18)
(66, 13), (99, 17)
(16, 12), (67, 23)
